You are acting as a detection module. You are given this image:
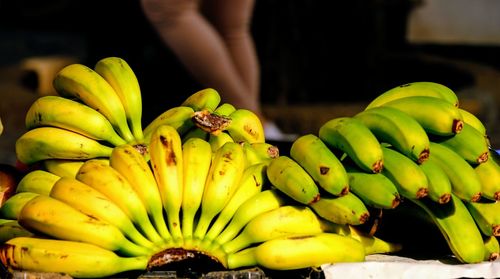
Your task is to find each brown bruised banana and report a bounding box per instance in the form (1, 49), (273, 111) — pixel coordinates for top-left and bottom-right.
(309, 191), (370, 225)
(290, 134), (349, 196)
(319, 117), (384, 173)
(474, 152), (500, 201)
(418, 157), (452, 204)
(464, 199), (500, 237)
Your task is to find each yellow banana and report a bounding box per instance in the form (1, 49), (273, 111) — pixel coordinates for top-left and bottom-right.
(24, 95), (127, 147)
(49, 177), (157, 251)
(319, 117), (384, 173)
(225, 109), (265, 143)
(53, 63), (134, 142)
(365, 81), (459, 110)
(459, 108), (487, 137)
(347, 225), (402, 255)
(15, 127), (113, 165)
(181, 137), (212, 244)
(483, 235), (499, 261)
(380, 146), (429, 200)
(148, 124), (184, 244)
(194, 141), (245, 240)
(429, 142), (482, 202)
(354, 106), (430, 163)
(464, 200), (500, 237)
(380, 96), (464, 136)
(0, 192), (39, 220)
(18, 195), (151, 256)
(418, 157), (452, 204)
(181, 126), (209, 142)
(309, 191), (370, 225)
(76, 159), (165, 245)
(181, 88), (221, 112)
(0, 219), (34, 243)
(109, 144), (171, 242)
(290, 134), (349, 196)
(474, 152), (500, 201)
(241, 141), (279, 167)
(143, 106), (196, 144)
(16, 170), (59, 195)
(214, 102), (236, 116)
(0, 237), (149, 278)
(42, 159), (86, 178)
(94, 56), (144, 141)
(208, 131), (234, 152)
(227, 233), (365, 270)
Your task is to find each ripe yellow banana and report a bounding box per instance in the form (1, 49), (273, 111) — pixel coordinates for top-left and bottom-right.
(25, 95), (127, 147)
(347, 225), (402, 255)
(0, 192), (39, 220)
(0, 219), (34, 243)
(464, 200), (500, 237)
(428, 142), (482, 202)
(49, 177), (157, 251)
(354, 106), (430, 163)
(208, 131), (234, 152)
(227, 232), (365, 270)
(290, 134), (349, 196)
(483, 235), (499, 261)
(380, 96), (464, 136)
(474, 152), (500, 201)
(418, 157), (452, 204)
(53, 63), (135, 142)
(15, 127), (113, 165)
(94, 57), (144, 141)
(380, 146), (429, 200)
(109, 144), (171, 242)
(309, 191), (370, 225)
(365, 81), (459, 110)
(181, 88), (221, 112)
(42, 158), (85, 178)
(319, 117), (384, 173)
(266, 155), (320, 205)
(225, 109), (265, 143)
(16, 170), (59, 195)
(76, 159), (165, 246)
(18, 195), (151, 256)
(0, 237), (149, 278)
(143, 106), (196, 144)
(194, 141), (245, 240)
(148, 124), (184, 244)
(241, 141), (279, 167)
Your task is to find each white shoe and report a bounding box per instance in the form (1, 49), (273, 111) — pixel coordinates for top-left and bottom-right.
(264, 121), (298, 142)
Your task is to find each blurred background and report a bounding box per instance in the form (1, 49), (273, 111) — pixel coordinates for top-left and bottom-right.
(1, 0), (499, 164)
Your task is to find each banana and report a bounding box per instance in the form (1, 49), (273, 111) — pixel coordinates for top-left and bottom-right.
(379, 96), (463, 136)
(213, 189), (287, 247)
(0, 219), (34, 243)
(193, 141), (245, 240)
(143, 106), (196, 144)
(354, 106), (430, 163)
(53, 63), (135, 142)
(459, 108), (487, 137)
(18, 195), (151, 256)
(433, 123), (489, 165)
(241, 141), (279, 167)
(225, 109), (265, 143)
(483, 235), (499, 261)
(309, 191), (370, 225)
(24, 95), (127, 147)
(365, 81), (459, 110)
(49, 177), (157, 251)
(208, 131), (234, 152)
(290, 134), (349, 196)
(214, 102), (236, 116)
(221, 205), (345, 254)
(464, 200), (500, 237)
(347, 225), (402, 255)
(474, 152), (500, 201)
(409, 193), (485, 264)
(0, 192), (39, 220)
(148, 124), (184, 244)
(181, 137), (212, 243)
(227, 232), (365, 270)
(319, 117), (384, 173)
(15, 127), (113, 165)
(16, 170), (59, 195)
(94, 57), (144, 141)
(266, 155), (320, 205)
(42, 159), (85, 178)
(380, 146), (429, 200)
(76, 159), (165, 246)
(181, 88), (221, 112)
(181, 126), (209, 143)
(344, 165), (401, 209)
(418, 157), (452, 204)
(109, 144), (171, 242)
(428, 142), (482, 202)
(0, 237), (149, 278)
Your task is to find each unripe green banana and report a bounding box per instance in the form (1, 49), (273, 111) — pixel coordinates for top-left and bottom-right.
(0, 219), (34, 243)
(483, 235), (499, 261)
(0, 192), (39, 220)
(365, 81), (459, 110)
(309, 191), (370, 225)
(241, 141), (279, 167)
(379, 96), (463, 136)
(181, 88), (221, 112)
(418, 157), (452, 204)
(16, 170), (59, 195)
(474, 152), (500, 201)
(0, 237), (149, 278)
(319, 117), (383, 173)
(459, 108), (487, 137)
(225, 109), (265, 143)
(290, 134), (349, 196)
(15, 127), (113, 165)
(143, 106), (196, 144)
(354, 106), (430, 163)
(380, 146), (429, 200)
(428, 142), (482, 202)
(25, 95), (127, 147)
(227, 233), (365, 270)
(214, 102), (236, 116)
(464, 200), (500, 237)
(266, 155), (320, 205)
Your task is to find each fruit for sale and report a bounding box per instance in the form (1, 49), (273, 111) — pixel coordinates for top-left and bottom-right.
(0, 192), (39, 220)
(319, 117), (384, 173)
(483, 235), (499, 261)
(354, 106), (430, 163)
(15, 170), (59, 196)
(309, 191), (370, 225)
(0, 219), (33, 243)
(474, 153), (500, 201)
(464, 200), (500, 237)
(181, 88), (221, 112)
(224, 109), (265, 143)
(266, 155), (320, 205)
(94, 57), (144, 141)
(418, 158), (452, 204)
(290, 134), (349, 196)
(143, 106), (196, 144)
(241, 141), (279, 167)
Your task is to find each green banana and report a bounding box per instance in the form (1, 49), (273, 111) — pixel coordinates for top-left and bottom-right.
(241, 141), (279, 167)
(347, 225), (402, 255)
(0, 219), (34, 243)
(464, 200), (500, 237)
(16, 170), (59, 196)
(181, 88), (221, 112)
(143, 106), (196, 144)
(290, 134), (349, 196)
(319, 117), (384, 173)
(309, 191), (370, 225)
(213, 102), (236, 116)
(474, 153), (500, 201)
(418, 157), (452, 204)
(459, 108), (487, 137)
(0, 192), (39, 220)
(483, 235), (499, 261)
